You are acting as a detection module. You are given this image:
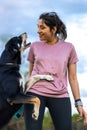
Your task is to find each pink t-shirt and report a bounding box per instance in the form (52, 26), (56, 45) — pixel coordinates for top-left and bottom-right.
(27, 39), (78, 97)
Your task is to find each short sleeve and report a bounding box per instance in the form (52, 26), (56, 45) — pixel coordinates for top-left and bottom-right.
(68, 44), (79, 64)
(27, 43), (35, 63)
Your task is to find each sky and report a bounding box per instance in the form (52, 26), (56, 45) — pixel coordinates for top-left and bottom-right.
(0, 0), (87, 114)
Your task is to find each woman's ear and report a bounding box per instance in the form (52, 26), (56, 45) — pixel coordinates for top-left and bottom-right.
(52, 26), (57, 35)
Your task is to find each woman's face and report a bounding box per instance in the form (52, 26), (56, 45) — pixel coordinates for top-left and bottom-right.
(37, 19), (54, 42)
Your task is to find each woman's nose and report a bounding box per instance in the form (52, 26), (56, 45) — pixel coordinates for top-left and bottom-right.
(37, 28), (40, 34)
(37, 26), (42, 34)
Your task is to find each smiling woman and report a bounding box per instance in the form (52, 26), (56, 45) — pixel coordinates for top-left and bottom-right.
(24, 11), (87, 130)
(37, 12), (67, 42)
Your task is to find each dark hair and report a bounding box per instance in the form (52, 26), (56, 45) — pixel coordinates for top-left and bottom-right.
(39, 12), (67, 40)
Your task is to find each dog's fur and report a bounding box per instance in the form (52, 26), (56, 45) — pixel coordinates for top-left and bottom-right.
(25, 74), (54, 94)
(0, 33), (40, 129)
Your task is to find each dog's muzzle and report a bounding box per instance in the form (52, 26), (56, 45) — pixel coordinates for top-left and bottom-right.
(19, 33), (31, 51)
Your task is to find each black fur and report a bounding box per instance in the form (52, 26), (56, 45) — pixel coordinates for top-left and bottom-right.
(0, 34), (30, 129)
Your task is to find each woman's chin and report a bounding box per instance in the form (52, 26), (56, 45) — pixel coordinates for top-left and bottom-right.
(39, 38), (45, 41)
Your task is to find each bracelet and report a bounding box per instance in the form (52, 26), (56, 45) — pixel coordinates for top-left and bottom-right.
(75, 99), (83, 107)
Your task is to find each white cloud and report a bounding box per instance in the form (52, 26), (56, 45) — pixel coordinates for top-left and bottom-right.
(66, 15), (87, 67)
(78, 73), (87, 94)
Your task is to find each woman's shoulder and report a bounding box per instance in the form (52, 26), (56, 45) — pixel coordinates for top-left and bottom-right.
(60, 39), (75, 48)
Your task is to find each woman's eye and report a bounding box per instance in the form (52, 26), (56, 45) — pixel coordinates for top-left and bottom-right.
(41, 26), (45, 29)
(37, 24), (46, 30)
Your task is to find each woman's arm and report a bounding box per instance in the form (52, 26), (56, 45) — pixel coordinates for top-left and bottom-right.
(68, 63), (80, 100)
(68, 63), (87, 125)
(28, 62), (34, 77)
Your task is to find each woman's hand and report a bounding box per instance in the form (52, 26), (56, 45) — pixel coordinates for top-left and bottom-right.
(76, 106), (87, 125)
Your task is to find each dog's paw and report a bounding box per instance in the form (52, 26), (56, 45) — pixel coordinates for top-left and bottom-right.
(43, 75), (54, 81)
(32, 111), (39, 120)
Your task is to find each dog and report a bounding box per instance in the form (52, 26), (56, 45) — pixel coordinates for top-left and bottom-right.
(0, 33), (40, 129)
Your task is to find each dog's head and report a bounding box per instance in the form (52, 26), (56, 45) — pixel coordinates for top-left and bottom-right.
(0, 33), (31, 65)
(5, 33), (31, 54)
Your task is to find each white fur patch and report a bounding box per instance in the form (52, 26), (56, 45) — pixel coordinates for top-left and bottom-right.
(25, 74), (54, 93)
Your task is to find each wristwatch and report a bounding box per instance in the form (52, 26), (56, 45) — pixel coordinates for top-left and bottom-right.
(75, 99), (83, 107)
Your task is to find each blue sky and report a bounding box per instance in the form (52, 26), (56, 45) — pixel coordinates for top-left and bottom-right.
(0, 0), (87, 114)
(0, 0), (87, 36)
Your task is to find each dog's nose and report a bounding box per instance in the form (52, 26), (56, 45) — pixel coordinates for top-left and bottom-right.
(20, 32), (27, 35)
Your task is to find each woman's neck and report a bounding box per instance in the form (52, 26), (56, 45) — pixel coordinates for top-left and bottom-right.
(46, 36), (59, 45)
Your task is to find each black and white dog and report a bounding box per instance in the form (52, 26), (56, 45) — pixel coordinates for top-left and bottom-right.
(0, 33), (40, 129)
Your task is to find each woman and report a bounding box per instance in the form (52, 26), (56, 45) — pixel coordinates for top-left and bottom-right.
(24, 12), (87, 130)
